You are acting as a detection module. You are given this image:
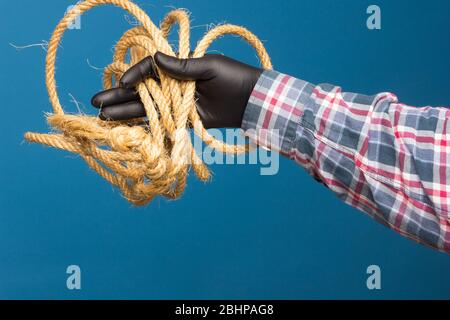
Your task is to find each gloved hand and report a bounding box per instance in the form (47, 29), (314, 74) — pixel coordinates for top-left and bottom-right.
(91, 52), (263, 128)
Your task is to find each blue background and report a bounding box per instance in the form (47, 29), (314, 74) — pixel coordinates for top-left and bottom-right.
(1, 0), (449, 299)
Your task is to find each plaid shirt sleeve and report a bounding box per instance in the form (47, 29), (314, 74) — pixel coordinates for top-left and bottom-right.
(242, 70), (450, 253)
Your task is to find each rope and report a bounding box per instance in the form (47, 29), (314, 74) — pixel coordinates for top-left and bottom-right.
(24, 0), (272, 206)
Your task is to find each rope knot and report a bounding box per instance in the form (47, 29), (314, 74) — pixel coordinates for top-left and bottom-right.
(108, 126), (147, 152)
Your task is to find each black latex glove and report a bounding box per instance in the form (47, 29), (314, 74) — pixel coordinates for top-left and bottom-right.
(91, 52), (263, 128)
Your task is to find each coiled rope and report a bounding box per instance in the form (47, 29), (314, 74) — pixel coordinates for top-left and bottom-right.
(25, 0), (272, 206)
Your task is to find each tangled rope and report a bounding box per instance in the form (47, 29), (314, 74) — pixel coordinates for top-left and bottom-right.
(25, 0), (272, 206)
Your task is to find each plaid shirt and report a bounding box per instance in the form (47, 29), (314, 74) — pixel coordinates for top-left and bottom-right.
(242, 70), (450, 254)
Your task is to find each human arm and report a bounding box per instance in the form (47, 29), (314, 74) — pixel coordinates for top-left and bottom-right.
(243, 70), (450, 253)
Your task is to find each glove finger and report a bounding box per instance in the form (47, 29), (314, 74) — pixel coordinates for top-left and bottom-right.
(91, 87), (139, 108)
(99, 101), (146, 121)
(154, 52), (213, 81)
(120, 56), (159, 89)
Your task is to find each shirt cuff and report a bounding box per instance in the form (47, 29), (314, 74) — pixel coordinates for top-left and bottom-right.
(241, 70), (315, 155)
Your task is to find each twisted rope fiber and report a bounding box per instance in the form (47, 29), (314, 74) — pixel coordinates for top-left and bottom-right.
(25, 0), (273, 206)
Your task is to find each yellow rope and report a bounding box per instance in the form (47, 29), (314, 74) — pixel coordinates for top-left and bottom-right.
(24, 0), (272, 206)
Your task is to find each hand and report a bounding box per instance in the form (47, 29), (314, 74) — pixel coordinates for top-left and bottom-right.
(91, 52), (263, 128)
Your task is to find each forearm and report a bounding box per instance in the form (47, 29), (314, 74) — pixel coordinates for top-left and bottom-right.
(242, 70), (450, 253)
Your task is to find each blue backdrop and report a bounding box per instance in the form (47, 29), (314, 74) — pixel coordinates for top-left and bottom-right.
(1, 0), (449, 299)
